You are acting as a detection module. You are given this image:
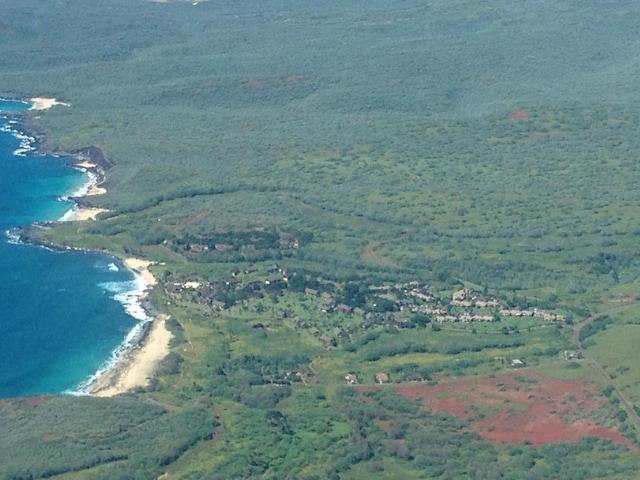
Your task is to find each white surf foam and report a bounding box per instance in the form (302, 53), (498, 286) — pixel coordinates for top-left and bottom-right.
(0, 121), (36, 155)
(58, 208), (77, 222)
(71, 319), (150, 396)
(66, 170), (97, 199)
(72, 271), (153, 395)
(5, 228), (22, 245)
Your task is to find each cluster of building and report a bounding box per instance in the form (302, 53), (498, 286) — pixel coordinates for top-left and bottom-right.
(412, 288), (565, 324)
(164, 267), (567, 347)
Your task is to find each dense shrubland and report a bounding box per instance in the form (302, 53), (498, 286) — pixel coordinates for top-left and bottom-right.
(4, 0), (640, 477)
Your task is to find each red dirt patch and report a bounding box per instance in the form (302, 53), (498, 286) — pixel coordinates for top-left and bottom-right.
(23, 396), (45, 408)
(396, 371), (636, 450)
(509, 109), (530, 120)
(176, 212), (207, 230)
(141, 245), (166, 252)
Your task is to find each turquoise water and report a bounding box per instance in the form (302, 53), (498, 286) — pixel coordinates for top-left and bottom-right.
(0, 99), (147, 397)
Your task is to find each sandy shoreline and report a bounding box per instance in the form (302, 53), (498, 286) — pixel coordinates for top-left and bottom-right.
(15, 98), (171, 396)
(72, 207), (109, 221)
(123, 258), (158, 286)
(60, 151), (170, 396)
(65, 160), (110, 221)
(90, 258), (173, 397)
(91, 314), (172, 397)
(90, 258), (171, 397)
(30, 97), (70, 110)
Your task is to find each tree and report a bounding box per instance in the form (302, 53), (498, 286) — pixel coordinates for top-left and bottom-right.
(411, 314), (431, 327)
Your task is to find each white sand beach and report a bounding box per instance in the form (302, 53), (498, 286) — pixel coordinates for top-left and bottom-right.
(72, 207), (109, 221)
(86, 185), (107, 196)
(30, 97), (71, 110)
(123, 258), (158, 286)
(65, 160), (109, 220)
(91, 259), (171, 397)
(92, 315), (172, 397)
(73, 161), (97, 169)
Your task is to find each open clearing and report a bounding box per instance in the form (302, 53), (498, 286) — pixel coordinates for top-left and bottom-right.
(395, 371), (636, 450)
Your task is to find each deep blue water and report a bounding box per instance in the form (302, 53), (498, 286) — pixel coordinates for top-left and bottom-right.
(0, 99), (147, 397)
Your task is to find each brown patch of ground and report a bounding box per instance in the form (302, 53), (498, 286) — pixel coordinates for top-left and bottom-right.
(395, 371), (636, 450)
(363, 241), (396, 268)
(362, 240), (401, 269)
(509, 109), (530, 120)
(141, 245), (167, 253)
(176, 212), (207, 230)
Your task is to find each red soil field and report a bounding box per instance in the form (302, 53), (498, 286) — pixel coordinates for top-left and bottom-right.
(509, 109), (530, 120)
(395, 371), (636, 450)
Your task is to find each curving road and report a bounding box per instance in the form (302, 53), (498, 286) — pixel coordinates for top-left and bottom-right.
(573, 314), (640, 434)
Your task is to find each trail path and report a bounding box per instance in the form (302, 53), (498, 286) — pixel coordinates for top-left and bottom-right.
(362, 233), (407, 268)
(573, 310), (640, 433)
(362, 240), (401, 269)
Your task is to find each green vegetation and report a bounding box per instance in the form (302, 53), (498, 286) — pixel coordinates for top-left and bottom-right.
(3, 0), (640, 477)
(587, 324), (640, 406)
(0, 395), (216, 479)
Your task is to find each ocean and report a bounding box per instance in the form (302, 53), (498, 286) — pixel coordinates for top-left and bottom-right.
(0, 98), (149, 397)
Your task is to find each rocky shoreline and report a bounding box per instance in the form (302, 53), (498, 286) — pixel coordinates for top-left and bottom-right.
(4, 102), (171, 397)
(67, 146), (112, 209)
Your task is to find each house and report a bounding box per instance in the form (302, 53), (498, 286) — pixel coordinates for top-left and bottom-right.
(405, 372), (425, 382)
(336, 304), (351, 314)
(345, 322), (358, 334)
(471, 314), (495, 322)
(361, 318), (374, 329)
(244, 265), (259, 274)
(319, 334), (335, 346)
(375, 372), (389, 384)
(318, 300), (335, 313)
(510, 358), (525, 368)
(452, 289), (471, 301)
(265, 275), (281, 285)
(562, 350), (582, 360)
(353, 307), (366, 318)
(211, 300), (226, 310)
(451, 299), (473, 307)
(305, 288), (318, 297)
(189, 243), (209, 253)
(333, 327), (345, 338)
(385, 319), (402, 329)
(294, 317), (309, 329)
(476, 299), (499, 308)
(345, 373), (358, 385)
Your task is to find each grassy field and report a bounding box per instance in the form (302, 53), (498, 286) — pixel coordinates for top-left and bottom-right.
(587, 324), (640, 405)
